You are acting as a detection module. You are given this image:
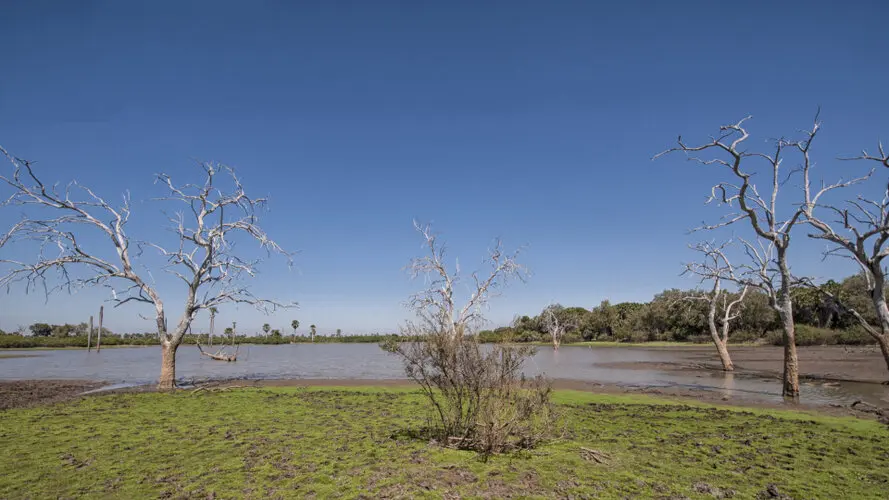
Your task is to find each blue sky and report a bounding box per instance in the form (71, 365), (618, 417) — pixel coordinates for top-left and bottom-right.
(0, 1), (887, 335)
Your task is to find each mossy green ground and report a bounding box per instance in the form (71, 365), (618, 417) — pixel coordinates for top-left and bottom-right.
(1, 387), (886, 499)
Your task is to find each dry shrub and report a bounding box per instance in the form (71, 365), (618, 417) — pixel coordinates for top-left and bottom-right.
(382, 327), (554, 458)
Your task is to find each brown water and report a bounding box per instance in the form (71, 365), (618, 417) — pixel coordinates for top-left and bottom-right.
(1, 344), (886, 407)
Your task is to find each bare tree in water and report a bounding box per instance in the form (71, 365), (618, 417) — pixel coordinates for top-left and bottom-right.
(0, 146), (294, 389)
(796, 125), (889, 378)
(540, 303), (576, 350)
(655, 115), (856, 399)
(684, 241), (748, 371)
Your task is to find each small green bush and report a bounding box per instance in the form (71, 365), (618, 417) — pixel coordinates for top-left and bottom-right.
(834, 325), (877, 345)
(763, 325), (875, 346)
(766, 325), (835, 346)
(728, 329), (764, 344)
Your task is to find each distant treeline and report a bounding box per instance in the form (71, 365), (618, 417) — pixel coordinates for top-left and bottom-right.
(478, 273), (878, 346)
(3, 272), (877, 349)
(0, 330), (399, 349)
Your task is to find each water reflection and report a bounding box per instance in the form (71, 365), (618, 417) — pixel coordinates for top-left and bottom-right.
(0, 344), (885, 407)
(721, 371), (735, 400)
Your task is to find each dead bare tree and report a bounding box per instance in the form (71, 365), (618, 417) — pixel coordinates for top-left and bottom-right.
(87, 315), (93, 352)
(798, 131), (889, 377)
(655, 116), (853, 399)
(683, 241), (749, 371)
(97, 305), (103, 352)
(196, 341), (239, 362)
(0, 145), (294, 389)
(540, 303), (576, 350)
(208, 306), (217, 347)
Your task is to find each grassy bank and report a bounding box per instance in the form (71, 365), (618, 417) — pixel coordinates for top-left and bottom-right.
(1, 387), (886, 499)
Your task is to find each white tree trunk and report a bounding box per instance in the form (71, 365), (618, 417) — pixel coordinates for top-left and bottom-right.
(158, 341), (178, 390)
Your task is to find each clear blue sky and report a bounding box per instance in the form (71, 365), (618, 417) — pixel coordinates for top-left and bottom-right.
(1, 1), (887, 335)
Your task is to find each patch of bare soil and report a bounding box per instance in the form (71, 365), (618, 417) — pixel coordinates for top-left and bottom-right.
(0, 380), (105, 410)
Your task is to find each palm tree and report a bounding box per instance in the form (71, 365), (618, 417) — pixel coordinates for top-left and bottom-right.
(208, 307), (218, 347)
(310, 324), (316, 342)
(262, 323), (271, 337)
(291, 319), (299, 336)
(336, 328), (342, 338)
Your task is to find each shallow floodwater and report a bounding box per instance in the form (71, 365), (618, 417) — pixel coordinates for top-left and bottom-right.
(1, 344), (886, 407)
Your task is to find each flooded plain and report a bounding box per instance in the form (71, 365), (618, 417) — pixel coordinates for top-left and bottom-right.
(1, 343), (886, 407)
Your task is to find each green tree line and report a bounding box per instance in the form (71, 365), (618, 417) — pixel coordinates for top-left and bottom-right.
(0, 327), (398, 348)
(479, 273), (878, 346)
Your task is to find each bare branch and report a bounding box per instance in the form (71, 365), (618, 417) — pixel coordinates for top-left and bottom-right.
(0, 147), (295, 353)
(406, 221), (527, 339)
(802, 140), (889, 356)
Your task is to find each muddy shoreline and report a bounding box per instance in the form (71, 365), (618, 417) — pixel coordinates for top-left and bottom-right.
(2, 345), (887, 416)
(626, 344), (889, 384)
(0, 380), (106, 410)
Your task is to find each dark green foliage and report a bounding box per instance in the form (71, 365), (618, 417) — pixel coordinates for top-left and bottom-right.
(28, 323), (53, 337)
(765, 324), (876, 347)
(477, 273), (877, 345)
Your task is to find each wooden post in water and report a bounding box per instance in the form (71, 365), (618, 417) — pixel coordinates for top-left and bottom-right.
(88, 315), (94, 352)
(97, 305), (104, 352)
(209, 309), (215, 347)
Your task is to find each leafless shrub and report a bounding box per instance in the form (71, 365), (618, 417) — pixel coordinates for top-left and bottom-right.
(382, 222), (553, 458)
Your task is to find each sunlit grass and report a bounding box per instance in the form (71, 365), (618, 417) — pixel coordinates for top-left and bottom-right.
(1, 387), (886, 498)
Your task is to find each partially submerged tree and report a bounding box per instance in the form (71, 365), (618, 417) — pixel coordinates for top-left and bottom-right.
(655, 116), (853, 399)
(684, 241), (748, 371)
(0, 146), (294, 389)
(382, 222), (549, 457)
(800, 135), (889, 376)
(540, 303), (577, 350)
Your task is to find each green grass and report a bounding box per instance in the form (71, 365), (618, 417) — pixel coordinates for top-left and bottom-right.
(1, 387), (887, 499)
